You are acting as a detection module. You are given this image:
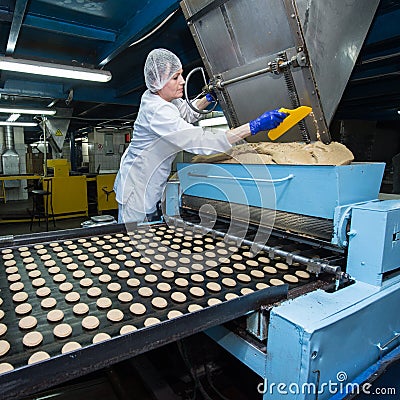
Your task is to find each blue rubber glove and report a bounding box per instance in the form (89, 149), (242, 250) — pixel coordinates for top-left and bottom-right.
(205, 92), (215, 102)
(249, 109), (287, 135)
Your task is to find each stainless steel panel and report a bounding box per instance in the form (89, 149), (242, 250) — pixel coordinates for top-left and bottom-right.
(181, 0), (379, 141)
(295, 0), (380, 125)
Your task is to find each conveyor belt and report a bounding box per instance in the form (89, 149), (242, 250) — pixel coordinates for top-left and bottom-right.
(0, 222), (319, 399)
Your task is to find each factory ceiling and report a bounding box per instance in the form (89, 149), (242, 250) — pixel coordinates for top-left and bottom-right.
(0, 0), (399, 142)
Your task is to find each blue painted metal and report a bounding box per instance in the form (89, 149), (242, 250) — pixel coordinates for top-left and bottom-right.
(205, 325), (267, 377)
(206, 277), (400, 399)
(97, 0), (181, 66)
(347, 200), (400, 286)
(262, 278), (400, 399)
(177, 162), (385, 219)
(23, 14), (116, 42)
(329, 342), (400, 400)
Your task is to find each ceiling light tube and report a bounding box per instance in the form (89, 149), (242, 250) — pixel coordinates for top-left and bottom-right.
(0, 57), (112, 82)
(7, 113), (20, 122)
(0, 107), (56, 115)
(0, 121), (38, 127)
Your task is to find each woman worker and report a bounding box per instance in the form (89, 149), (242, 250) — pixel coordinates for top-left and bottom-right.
(114, 48), (287, 223)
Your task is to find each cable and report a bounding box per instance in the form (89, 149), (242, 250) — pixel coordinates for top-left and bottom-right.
(204, 362), (231, 400)
(177, 340), (215, 400)
(128, 9), (179, 49)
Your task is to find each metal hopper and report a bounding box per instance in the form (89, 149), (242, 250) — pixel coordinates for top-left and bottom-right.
(180, 0), (380, 143)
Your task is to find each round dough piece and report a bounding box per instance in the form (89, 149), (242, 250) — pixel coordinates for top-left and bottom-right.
(53, 274), (66, 283)
(82, 315), (100, 330)
(41, 297), (57, 309)
(151, 297), (168, 309)
(73, 270), (85, 279)
(87, 287), (102, 297)
(118, 292), (133, 303)
(270, 278), (285, 286)
(10, 282), (24, 292)
(189, 287), (205, 297)
(188, 304), (203, 313)
(127, 278), (140, 287)
(28, 351), (50, 364)
(130, 303), (146, 315)
(275, 262), (289, 271)
(47, 309), (64, 322)
(107, 309), (124, 322)
(107, 282), (121, 292)
(138, 287), (153, 297)
(283, 274), (299, 284)
(96, 297), (112, 309)
(157, 282), (171, 292)
(13, 291), (28, 302)
(222, 278), (237, 287)
(263, 266), (277, 275)
(93, 333), (111, 343)
(120, 325), (137, 335)
(0, 340), (10, 357)
(80, 278), (93, 288)
(208, 298), (222, 306)
(15, 302), (32, 315)
(246, 259), (259, 268)
(32, 278), (46, 288)
(233, 263), (246, 271)
(53, 323), (73, 338)
(48, 266), (61, 275)
(144, 317), (160, 327)
(73, 303), (89, 315)
(206, 270), (219, 279)
(59, 282), (73, 292)
(36, 286), (51, 297)
(206, 282), (222, 292)
(117, 270), (130, 279)
(256, 282), (270, 290)
(295, 270), (311, 279)
(250, 269), (265, 279)
(62, 342), (82, 354)
(171, 292), (187, 303)
(18, 316), (37, 330)
(225, 292), (239, 301)
(65, 291), (80, 303)
(175, 278), (189, 288)
(23, 331), (43, 347)
(236, 274), (251, 283)
(0, 324), (7, 336)
(167, 310), (183, 319)
(0, 363), (13, 373)
(99, 273), (112, 283)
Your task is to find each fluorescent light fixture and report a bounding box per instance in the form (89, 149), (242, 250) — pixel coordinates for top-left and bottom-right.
(0, 56), (112, 82)
(0, 121), (37, 126)
(0, 107), (56, 115)
(7, 113), (20, 122)
(198, 116), (228, 127)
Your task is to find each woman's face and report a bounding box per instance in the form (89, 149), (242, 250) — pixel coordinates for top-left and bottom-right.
(158, 69), (185, 102)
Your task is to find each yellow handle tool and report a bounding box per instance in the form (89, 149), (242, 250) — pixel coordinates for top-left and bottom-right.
(268, 106), (312, 141)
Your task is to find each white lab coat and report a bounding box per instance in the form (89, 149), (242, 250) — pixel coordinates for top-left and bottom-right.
(114, 90), (231, 223)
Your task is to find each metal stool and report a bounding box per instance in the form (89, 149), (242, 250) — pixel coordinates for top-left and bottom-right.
(30, 179), (55, 231)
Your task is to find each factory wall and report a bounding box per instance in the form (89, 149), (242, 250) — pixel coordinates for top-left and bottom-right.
(88, 129), (127, 174)
(0, 127), (28, 201)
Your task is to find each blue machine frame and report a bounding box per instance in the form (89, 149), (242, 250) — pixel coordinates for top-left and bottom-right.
(169, 161), (400, 399)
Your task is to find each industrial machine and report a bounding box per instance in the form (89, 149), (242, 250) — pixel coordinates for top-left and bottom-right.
(171, 0), (400, 398)
(0, 1), (399, 399)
